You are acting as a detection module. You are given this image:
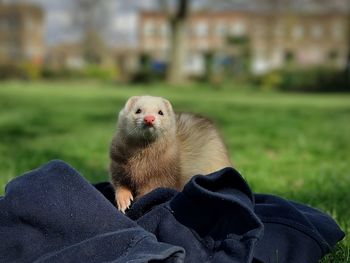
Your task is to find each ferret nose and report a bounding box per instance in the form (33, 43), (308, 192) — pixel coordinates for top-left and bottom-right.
(144, 115), (155, 125)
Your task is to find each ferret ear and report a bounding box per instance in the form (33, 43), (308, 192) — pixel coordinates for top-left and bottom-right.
(162, 98), (173, 113)
(124, 96), (140, 111)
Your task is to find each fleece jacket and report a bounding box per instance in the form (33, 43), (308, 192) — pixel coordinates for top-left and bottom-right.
(0, 160), (344, 262)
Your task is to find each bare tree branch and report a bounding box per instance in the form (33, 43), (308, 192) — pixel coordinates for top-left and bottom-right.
(69, 0), (113, 64)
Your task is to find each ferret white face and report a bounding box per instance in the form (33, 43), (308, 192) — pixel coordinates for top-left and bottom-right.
(118, 96), (176, 141)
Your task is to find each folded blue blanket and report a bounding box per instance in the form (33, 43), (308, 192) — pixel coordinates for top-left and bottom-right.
(0, 160), (344, 262)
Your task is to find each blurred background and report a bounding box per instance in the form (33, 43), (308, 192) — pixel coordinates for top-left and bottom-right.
(0, 0), (349, 90)
(0, 0), (350, 260)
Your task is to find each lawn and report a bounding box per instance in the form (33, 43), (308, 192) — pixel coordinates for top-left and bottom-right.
(0, 80), (349, 261)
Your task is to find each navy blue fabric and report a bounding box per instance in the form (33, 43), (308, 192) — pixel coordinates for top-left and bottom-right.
(0, 160), (345, 263)
(0, 160), (184, 263)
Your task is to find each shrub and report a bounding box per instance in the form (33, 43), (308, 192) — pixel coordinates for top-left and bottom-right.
(260, 71), (283, 91)
(253, 67), (349, 92)
(0, 63), (43, 80)
(41, 68), (83, 79)
(41, 65), (117, 81)
(131, 54), (167, 83)
(0, 64), (24, 80)
(81, 65), (117, 80)
(22, 63), (42, 80)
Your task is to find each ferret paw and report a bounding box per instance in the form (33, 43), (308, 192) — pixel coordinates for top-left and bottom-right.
(115, 186), (134, 213)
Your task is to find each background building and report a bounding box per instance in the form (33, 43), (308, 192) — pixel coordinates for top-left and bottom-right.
(139, 10), (349, 75)
(0, 3), (44, 66)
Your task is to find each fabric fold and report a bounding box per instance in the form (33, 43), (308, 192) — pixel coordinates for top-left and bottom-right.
(0, 160), (185, 263)
(129, 168), (265, 263)
(0, 160), (345, 263)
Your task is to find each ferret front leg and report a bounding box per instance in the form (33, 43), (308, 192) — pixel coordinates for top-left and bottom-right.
(115, 185), (134, 213)
(137, 185), (157, 198)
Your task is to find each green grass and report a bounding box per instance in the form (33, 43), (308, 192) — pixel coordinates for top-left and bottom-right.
(0, 80), (349, 262)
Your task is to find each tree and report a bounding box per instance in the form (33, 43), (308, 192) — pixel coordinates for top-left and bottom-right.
(160, 0), (190, 84)
(346, 12), (350, 85)
(71, 0), (113, 64)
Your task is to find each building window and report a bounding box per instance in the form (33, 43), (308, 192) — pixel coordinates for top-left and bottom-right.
(26, 45), (39, 58)
(0, 19), (8, 30)
(6, 16), (20, 29)
(274, 24), (284, 37)
(292, 25), (303, 40)
(252, 57), (269, 74)
(332, 22), (343, 40)
(159, 40), (169, 50)
(143, 21), (155, 36)
(231, 21), (245, 36)
(195, 21), (209, 37)
(160, 23), (169, 36)
(184, 53), (205, 76)
(0, 44), (9, 53)
(215, 22), (227, 36)
(255, 24), (266, 37)
(9, 45), (21, 60)
(311, 25), (323, 38)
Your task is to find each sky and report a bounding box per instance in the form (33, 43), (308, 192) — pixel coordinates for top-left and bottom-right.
(26, 0), (157, 47)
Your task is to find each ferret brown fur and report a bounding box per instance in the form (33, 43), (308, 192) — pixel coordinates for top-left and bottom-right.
(109, 96), (232, 212)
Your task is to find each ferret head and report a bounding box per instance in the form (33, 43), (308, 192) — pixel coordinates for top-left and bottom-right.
(118, 96), (176, 142)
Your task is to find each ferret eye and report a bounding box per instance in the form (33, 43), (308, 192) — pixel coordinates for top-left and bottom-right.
(158, 110), (164, 115)
(135, 109), (142, 114)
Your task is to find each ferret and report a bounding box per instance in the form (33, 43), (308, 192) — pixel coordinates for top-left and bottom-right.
(109, 96), (232, 212)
